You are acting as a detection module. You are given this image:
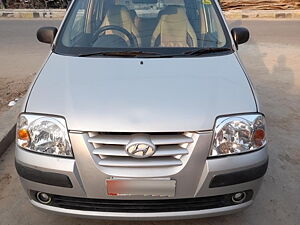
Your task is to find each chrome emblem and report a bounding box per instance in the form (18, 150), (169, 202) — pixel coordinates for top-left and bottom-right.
(126, 135), (156, 158)
(126, 143), (156, 158)
(125, 134), (156, 159)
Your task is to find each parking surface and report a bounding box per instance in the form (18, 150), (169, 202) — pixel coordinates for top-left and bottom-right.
(0, 19), (61, 112)
(0, 20), (299, 225)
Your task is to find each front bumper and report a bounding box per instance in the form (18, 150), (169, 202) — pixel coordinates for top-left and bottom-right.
(15, 137), (268, 220)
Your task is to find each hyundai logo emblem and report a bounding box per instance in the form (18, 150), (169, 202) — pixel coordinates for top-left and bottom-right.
(126, 140), (156, 159)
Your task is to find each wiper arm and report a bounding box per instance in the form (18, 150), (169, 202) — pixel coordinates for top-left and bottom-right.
(184, 47), (232, 56)
(78, 48), (232, 58)
(78, 51), (161, 57)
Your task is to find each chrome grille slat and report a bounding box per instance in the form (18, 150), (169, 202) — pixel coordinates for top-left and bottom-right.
(88, 135), (130, 145)
(151, 135), (193, 145)
(88, 132), (194, 168)
(97, 157), (182, 167)
(93, 145), (188, 157)
(88, 134), (193, 146)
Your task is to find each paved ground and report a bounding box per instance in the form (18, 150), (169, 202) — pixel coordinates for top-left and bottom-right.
(0, 19), (60, 112)
(0, 19), (60, 80)
(0, 19), (300, 225)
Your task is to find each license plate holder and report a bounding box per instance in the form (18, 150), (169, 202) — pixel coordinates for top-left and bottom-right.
(106, 178), (176, 197)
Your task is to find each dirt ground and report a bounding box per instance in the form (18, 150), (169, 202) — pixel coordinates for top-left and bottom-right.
(0, 74), (35, 113)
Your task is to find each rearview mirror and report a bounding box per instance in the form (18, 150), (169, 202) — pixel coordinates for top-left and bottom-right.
(37, 27), (58, 44)
(231, 27), (250, 48)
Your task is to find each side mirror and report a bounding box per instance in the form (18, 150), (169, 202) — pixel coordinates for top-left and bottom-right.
(37, 27), (58, 44)
(231, 27), (250, 47)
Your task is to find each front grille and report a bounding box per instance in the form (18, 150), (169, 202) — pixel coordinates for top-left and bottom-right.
(88, 132), (196, 168)
(31, 190), (253, 213)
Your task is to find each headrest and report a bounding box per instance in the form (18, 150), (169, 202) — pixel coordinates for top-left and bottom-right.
(158, 5), (186, 19)
(163, 0), (185, 6)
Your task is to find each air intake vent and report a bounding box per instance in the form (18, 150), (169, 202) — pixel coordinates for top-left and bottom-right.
(88, 132), (195, 168)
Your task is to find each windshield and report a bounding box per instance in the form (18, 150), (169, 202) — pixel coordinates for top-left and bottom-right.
(55, 0), (232, 57)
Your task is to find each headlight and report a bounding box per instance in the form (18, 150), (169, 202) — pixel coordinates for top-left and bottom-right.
(16, 114), (73, 157)
(210, 114), (266, 157)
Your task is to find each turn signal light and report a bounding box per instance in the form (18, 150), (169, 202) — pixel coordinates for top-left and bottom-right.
(253, 129), (265, 147)
(17, 129), (30, 140)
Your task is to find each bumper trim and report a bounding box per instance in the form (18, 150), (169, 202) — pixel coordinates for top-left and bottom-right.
(15, 161), (73, 188)
(209, 160), (268, 188)
(30, 199), (253, 220)
(30, 190), (253, 213)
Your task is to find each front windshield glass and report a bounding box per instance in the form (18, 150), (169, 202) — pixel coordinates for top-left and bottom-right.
(55, 0), (232, 56)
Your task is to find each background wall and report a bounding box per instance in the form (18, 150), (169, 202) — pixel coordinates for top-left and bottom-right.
(1, 0), (69, 9)
(1, 0), (300, 10)
(220, 0), (300, 10)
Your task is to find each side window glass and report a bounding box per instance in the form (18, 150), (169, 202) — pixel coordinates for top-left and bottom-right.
(61, 0), (89, 47)
(202, 3), (226, 48)
(91, 0), (105, 31)
(70, 8), (86, 41)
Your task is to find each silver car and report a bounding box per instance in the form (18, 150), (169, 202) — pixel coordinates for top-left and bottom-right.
(15, 0), (268, 220)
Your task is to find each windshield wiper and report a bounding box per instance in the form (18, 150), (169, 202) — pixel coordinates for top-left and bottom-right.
(184, 47), (232, 56)
(78, 48), (232, 58)
(78, 50), (161, 57)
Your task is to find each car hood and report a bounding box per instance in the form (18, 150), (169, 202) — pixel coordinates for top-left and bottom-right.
(26, 53), (257, 132)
